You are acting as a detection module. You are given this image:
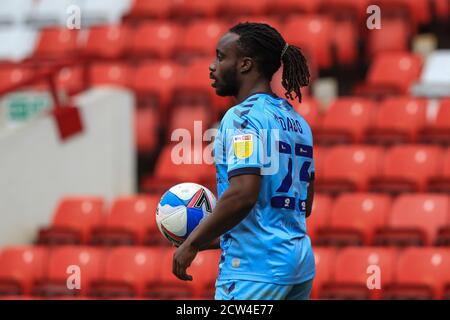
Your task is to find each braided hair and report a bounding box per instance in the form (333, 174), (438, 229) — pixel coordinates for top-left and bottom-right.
(229, 22), (310, 102)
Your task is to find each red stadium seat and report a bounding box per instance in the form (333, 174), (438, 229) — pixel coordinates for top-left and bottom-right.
(175, 58), (230, 112)
(90, 247), (162, 298)
(128, 22), (180, 59)
(283, 15), (334, 69)
(333, 21), (358, 65)
(311, 247), (336, 299)
(90, 195), (159, 246)
(359, 52), (422, 97)
(365, 97), (428, 145)
(428, 148), (450, 194)
(33, 246), (105, 297)
(141, 144), (216, 194)
(168, 104), (212, 139)
(125, 0), (173, 20)
(312, 146), (327, 181)
(33, 27), (79, 60)
(369, 145), (443, 194)
(0, 65), (33, 91)
(319, 0), (371, 25)
(374, 194), (449, 246)
(176, 20), (227, 59)
(367, 19), (410, 57)
(88, 62), (132, 88)
(267, 0), (320, 15)
(306, 194), (333, 243)
(315, 98), (376, 145)
(55, 66), (85, 95)
(220, 0), (270, 16)
(373, 0), (431, 30)
(316, 193), (391, 246)
(291, 97), (322, 131)
(320, 247), (397, 299)
(0, 246), (48, 296)
(132, 61), (181, 111)
(317, 145), (383, 194)
(420, 99), (450, 145)
(384, 248), (450, 299)
(83, 25), (130, 59)
(135, 107), (159, 154)
(171, 0), (222, 19)
(37, 196), (105, 245)
(146, 248), (220, 299)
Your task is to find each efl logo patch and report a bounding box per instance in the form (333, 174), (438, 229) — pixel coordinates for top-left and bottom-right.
(233, 134), (253, 159)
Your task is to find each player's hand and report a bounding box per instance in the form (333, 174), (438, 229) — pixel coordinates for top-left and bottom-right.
(172, 240), (198, 281)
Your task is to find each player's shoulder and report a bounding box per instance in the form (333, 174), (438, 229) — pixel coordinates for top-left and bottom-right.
(222, 93), (273, 125)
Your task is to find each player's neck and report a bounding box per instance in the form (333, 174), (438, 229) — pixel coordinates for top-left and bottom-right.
(235, 81), (273, 104)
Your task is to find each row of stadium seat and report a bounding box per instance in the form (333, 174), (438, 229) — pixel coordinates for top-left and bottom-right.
(16, 17), (408, 69)
(309, 193), (450, 246)
(3, 0), (448, 28)
(0, 245), (219, 299)
(143, 144), (450, 194)
(36, 192), (450, 248)
(2, 245), (450, 299)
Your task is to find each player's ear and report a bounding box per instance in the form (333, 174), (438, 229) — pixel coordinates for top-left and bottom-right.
(239, 57), (253, 73)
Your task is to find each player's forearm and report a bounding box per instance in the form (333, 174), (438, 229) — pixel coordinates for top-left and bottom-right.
(198, 237), (220, 251)
(185, 186), (256, 250)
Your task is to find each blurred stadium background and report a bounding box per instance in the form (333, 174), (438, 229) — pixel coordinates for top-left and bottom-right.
(0, 0), (449, 300)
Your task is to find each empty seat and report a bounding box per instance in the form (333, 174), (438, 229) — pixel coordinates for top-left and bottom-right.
(367, 19), (410, 57)
(168, 104), (212, 140)
(306, 194), (333, 243)
(316, 193), (391, 246)
(33, 246), (105, 297)
(125, 0), (173, 20)
(291, 97), (322, 131)
(312, 145), (327, 181)
(369, 145), (443, 194)
(220, 0), (270, 16)
(146, 248), (220, 299)
(0, 246), (48, 296)
(374, 194), (449, 246)
(428, 148), (450, 194)
(176, 20), (227, 59)
(283, 15), (334, 69)
(319, 0), (371, 25)
(83, 25), (130, 59)
(141, 144), (216, 193)
(88, 62), (132, 88)
(311, 247), (336, 299)
(90, 195), (159, 246)
(317, 145), (383, 194)
(373, 0), (431, 30)
(384, 248), (450, 299)
(33, 27), (79, 60)
(90, 247), (162, 298)
(171, 0), (222, 19)
(128, 22), (180, 59)
(0, 65), (33, 92)
(362, 52), (423, 96)
(132, 60), (180, 111)
(266, 0), (320, 15)
(333, 21), (358, 66)
(315, 98), (376, 145)
(37, 196), (105, 245)
(135, 107), (159, 154)
(55, 66), (85, 95)
(420, 99), (450, 145)
(365, 97), (428, 145)
(320, 247), (397, 299)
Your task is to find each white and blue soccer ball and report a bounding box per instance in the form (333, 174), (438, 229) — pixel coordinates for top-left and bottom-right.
(156, 183), (216, 246)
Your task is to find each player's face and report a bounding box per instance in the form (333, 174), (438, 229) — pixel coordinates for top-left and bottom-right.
(209, 32), (240, 97)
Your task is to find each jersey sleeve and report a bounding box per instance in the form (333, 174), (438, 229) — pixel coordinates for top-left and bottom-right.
(218, 106), (267, 180)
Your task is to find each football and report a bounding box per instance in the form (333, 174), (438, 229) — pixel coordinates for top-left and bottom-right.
(156, 182), (216, 246)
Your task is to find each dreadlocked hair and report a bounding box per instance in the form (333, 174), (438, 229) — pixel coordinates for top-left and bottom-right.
(229, 22), (310, 102)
